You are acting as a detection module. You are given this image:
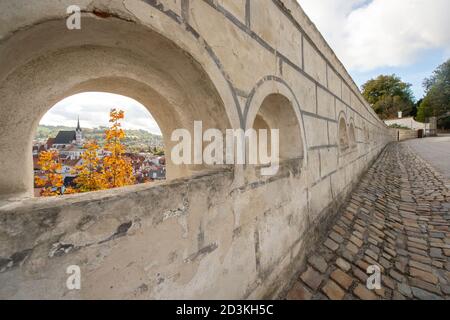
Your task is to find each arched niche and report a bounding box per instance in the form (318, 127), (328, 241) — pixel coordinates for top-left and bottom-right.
(253, 94), (304, 161)
(244, 78), (307, 168)
(0, 16), (238, 199)
(348, 119), (357, 149)
(338, 114), (349, 152)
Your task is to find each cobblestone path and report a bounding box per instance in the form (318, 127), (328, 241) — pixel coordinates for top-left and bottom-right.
(286, 143), (450, 300)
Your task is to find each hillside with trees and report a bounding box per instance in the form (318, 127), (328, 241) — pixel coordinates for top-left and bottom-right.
(35, 125), (164, 153)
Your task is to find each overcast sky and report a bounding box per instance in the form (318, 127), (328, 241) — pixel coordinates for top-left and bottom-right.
(40, 0), (450, 132)
(40, 92), (162, 135)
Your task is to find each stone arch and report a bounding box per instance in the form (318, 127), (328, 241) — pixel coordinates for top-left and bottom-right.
(338, 112), (349, 152)
(0, 16), (239, 199)
(348, 118), (357, 149)
(244, 77), (307, 166)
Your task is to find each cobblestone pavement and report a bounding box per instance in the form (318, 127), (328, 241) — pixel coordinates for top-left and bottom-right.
(286, 143), (450, 300)
(404, 135), (450, 181)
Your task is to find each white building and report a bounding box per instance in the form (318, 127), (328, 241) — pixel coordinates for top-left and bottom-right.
(384, 116), (428, 131)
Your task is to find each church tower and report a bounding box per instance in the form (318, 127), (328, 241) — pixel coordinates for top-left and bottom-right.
(75, 116), (83, 146)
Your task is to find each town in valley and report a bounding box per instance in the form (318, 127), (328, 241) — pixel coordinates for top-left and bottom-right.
(32, 117), (166, 196)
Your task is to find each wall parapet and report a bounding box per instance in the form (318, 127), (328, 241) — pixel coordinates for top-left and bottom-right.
(0, 0), (395, 299)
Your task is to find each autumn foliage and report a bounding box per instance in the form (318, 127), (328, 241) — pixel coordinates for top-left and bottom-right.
(74, 141), (106, 192)
(102, 109), (135, 188)
(37, 109), (135, 197)
(35, 150), (74, 196)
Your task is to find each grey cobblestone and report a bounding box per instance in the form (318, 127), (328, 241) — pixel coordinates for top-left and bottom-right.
(285, 143), (449, 300)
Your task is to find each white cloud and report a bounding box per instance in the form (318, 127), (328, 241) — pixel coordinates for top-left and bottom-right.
(299, 0), (450, 71)
(40, 92), (162, 135)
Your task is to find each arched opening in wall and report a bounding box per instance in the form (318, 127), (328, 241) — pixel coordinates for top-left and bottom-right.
(373, 128), (378, 146)
(0, 16), (237, 199)
(33, 92), (165, 197)
(338, 117), (349, 152)
(349, 120), (356, 149)
(363, 123), (369, 143)
(251, 94), (304, 166)
(252, 115), (272, 163)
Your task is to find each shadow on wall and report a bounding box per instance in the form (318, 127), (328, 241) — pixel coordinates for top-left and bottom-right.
(0, 17), (237, 199)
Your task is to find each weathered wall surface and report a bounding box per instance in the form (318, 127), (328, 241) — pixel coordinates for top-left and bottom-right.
(0, 0), (394, 299)
(384, 117), (429, 131)
(396, 129), (419, 141)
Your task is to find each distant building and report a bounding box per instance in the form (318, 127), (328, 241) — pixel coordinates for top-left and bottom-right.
(384, 115), (437, 136)
(384, 116), (428, 131)
(61, 158), (83, 176)
(59, 145), (85, 160)
(52, 117), (83, 148)
(33, 118), (166, 195)
(53, 130), (77, 147)
(44, 117), (85, 159)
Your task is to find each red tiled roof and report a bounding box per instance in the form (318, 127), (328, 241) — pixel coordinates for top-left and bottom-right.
(62, 158), (81, 167)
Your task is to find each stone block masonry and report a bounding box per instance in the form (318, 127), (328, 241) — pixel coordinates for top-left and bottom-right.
(0, 0), (394, 299)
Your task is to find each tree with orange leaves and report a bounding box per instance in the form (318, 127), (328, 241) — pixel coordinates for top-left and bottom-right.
(34, 150), (74, 196)
(101, 109), (135, 188)
(74, 140), (107, 192)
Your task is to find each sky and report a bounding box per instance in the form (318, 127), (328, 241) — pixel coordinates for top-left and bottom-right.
(299, 0), (450, 100)
(40, 92), (163, 135)
(41, 0), (450, 132)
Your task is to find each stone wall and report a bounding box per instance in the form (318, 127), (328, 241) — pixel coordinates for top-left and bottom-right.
(384, 117), (429, 131)
(397, 129), (419, 141)
(0, 0), (395, 299)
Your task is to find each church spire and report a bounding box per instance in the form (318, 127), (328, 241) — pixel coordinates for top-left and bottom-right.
(75, 116), (83, 146)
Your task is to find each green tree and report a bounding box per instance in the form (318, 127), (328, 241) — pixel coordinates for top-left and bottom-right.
(416, 59), (450, 127)
(411, 98), (422, 118)
(362, 74), (415, 120)
(151, 146), (165, 156)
